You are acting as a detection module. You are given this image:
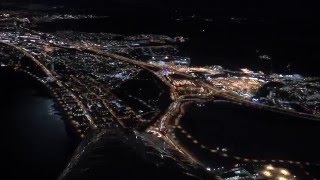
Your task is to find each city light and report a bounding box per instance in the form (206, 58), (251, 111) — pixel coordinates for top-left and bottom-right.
(277, 176), (287, 180)
(263, 170), (272, 177)
(266, 165), (274, 170)
(280, 169), (290, 176)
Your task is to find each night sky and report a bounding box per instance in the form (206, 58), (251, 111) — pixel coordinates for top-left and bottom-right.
(2, 0), (318, 17)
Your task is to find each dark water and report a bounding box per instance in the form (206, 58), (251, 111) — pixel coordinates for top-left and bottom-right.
(0, 68), (77, 180)
(179, 101), (320, 164)
(181, 21), (320, 77)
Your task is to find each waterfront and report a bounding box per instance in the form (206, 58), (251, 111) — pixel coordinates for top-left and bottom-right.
(0, 68), (77, 179)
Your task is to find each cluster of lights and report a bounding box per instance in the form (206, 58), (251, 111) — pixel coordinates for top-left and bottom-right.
(261, 165), (294, 180)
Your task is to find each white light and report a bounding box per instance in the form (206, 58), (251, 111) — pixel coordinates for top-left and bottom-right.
(263, 170), (272, 177)
(266, 165), (274, 170)
(278, 176), (287, 180)
(280, 169), (290, 176)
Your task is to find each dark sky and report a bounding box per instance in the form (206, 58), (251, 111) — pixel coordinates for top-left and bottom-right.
(1, 0), (318, 18)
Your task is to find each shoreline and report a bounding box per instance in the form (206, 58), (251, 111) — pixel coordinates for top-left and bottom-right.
(0, 66), (79, 179)
(0, 66), (82, 140)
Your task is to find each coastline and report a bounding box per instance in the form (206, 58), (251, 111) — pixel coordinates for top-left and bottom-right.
(0, 66), (80, 139)
(0, 66), (78, 179)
